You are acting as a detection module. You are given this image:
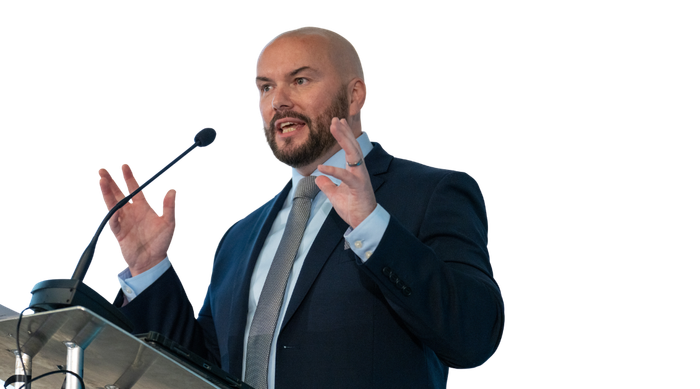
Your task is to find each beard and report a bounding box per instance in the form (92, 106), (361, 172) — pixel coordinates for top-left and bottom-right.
(264, 86), (349, 168)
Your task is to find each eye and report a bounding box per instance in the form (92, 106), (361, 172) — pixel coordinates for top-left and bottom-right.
(295, 78), (308, 85)
(260, 84), (271, 93)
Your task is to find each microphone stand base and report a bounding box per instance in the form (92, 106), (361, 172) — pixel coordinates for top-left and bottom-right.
(29, 279), (133, 333)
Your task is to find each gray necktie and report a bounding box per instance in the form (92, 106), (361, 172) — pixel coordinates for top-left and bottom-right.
(245, 176), (320, 389)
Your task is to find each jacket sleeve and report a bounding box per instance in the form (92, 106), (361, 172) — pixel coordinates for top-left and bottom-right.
(115, 266), (221, 365)
(358, 171), (504, 368)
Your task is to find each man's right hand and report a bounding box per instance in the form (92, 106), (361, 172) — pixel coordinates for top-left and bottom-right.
(99, 164), (176, 276)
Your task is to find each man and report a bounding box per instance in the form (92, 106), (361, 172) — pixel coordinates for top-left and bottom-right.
(100, 27), (504, 388)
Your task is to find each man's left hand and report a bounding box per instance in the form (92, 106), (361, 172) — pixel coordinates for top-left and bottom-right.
(316, 118), (377, 229)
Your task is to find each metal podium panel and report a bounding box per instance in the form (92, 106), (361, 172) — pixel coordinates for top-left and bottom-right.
(0, 306), (222, 389)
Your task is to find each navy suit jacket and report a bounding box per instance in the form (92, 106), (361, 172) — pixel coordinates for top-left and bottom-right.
(117, 143), (504, 388)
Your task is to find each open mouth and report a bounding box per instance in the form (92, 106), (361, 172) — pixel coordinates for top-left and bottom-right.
(280, 122), (304, 134)
(275, 118), (307, 135)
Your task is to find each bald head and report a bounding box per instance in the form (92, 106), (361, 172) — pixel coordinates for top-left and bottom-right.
(262, 27), (364, 83)
(256, 27), (367, 172)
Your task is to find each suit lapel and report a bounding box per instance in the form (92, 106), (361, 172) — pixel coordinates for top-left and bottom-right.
(281, 143), (393, 328)
(241, 180), (293, 282)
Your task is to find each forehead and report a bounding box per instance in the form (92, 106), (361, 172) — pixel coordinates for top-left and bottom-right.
(257, 35), (335, 76)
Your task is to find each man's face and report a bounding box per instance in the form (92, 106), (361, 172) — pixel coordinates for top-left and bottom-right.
(256, 35), (348, 168)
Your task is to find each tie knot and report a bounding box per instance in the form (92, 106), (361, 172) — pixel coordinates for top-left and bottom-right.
(294, 176), (320, 200)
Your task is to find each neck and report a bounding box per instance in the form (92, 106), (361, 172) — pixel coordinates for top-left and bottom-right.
(295, 143), (342, 176)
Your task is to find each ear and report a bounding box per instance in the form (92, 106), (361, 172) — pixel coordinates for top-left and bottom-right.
(347, 78), (366, 118)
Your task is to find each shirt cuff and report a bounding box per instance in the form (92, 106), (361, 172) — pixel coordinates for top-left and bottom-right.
(345, 204), (390, 263)
(117, 257), (171, 302)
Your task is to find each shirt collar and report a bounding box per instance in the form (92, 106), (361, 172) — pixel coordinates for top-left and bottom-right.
(291, 132), (373, 190)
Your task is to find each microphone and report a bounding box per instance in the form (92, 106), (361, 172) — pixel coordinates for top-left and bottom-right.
(29, 128), (216, 332)
(195, 127), (216, 147)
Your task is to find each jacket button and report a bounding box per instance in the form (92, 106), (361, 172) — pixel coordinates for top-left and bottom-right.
(383, 267), (391, 276)
(402, 287), (412, 296)
(389, 273), (398, 283)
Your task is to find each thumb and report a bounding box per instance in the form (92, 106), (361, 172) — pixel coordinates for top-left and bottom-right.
(163, 189), (176, 224)
(315, 176), (337, 197)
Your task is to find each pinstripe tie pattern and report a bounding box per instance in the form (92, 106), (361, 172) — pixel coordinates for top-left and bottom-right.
(245, 176), (320, 389)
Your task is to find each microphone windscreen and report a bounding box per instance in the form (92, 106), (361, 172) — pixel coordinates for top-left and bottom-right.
(195, 128), (216, 147)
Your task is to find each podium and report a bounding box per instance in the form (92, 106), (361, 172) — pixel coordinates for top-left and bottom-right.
(0, 307), (241, 389)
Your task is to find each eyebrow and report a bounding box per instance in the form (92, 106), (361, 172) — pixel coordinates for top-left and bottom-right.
(256, 66), (317, 83)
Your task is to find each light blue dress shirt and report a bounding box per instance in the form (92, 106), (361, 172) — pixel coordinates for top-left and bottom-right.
(118, 132), (390, 389)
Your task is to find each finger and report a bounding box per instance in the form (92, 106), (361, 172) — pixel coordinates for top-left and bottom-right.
(120, 162), (155, 210)
(119, 162), (139, 193)
(317, 164), (360, 186)
(330, 118), (360, 152)
(330, 118), (363, 163)
(328, 118), (369, 177)
(99, 169), (121, 210)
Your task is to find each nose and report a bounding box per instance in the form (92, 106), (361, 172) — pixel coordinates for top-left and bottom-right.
(271, 86), (293, 111)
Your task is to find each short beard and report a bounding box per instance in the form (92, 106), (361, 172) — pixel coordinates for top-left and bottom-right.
(264, 86), (349, 168)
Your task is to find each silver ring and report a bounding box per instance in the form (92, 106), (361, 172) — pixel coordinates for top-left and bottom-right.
(346, 159), (363, 167)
